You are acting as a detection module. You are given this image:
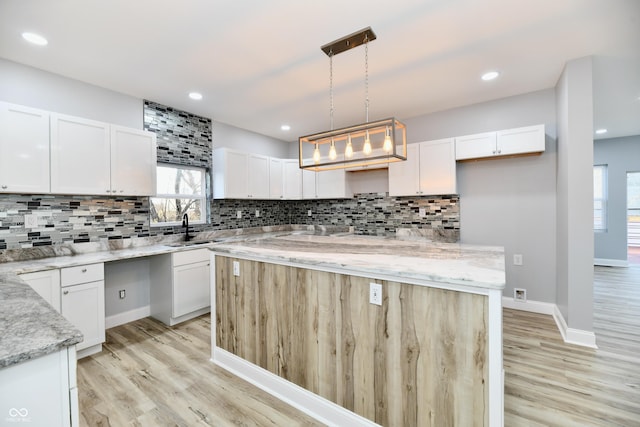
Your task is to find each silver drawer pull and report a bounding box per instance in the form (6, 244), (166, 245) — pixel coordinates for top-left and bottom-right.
(81, 268), (87, 273)
(63, 290), (69, 295)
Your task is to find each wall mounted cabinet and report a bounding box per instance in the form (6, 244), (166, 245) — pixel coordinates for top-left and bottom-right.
(455, 124), (545, 160)
(269, 158), (284, 199)
(389, 138), (457, 196)
(282, 160), (302, 199)
(0, 102), (51, 194)
(51, 114), (157, 196)
(302, 168), (352, 199)
(213, 148), (270, 199)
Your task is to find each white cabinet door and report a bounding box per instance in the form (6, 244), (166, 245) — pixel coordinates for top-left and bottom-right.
(61, 280), (105, 351)
(0, 349), (73, 427)
(173, 260), (210, 318)
(302, 169), (317, 199)
(213, 148), (248, 198)
(19, 270), (61, 313)
(269, 157), (284, 199)
(0, 102), (50, 193)
(283, 160), (302, 199)
(51, 113), (111, 195)
(110, 125), (157, 196)
(419, 138), (457, 195)
(497, 124), (545, 156)
(454, 132), (497, 160)
(317, 169), (350, 199)
(388, 143), (421, 196)
(248, 154), (270, 199)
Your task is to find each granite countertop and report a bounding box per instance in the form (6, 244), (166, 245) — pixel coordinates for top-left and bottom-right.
(0, 274), (83, 368)
(211, 233), (506, 290)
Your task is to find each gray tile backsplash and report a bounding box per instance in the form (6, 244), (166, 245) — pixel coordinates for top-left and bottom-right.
(0, 101), (459, 252)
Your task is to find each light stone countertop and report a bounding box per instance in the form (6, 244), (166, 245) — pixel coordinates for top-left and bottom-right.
(0, 225), (504, 369)
(211, 233), (506, 290)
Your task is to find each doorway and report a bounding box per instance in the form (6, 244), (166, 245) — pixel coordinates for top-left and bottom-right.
(628, 171), (640, 265)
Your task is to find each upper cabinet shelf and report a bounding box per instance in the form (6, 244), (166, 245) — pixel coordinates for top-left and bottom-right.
(0, 101), (157, 197)
(455, 124), (545, 161)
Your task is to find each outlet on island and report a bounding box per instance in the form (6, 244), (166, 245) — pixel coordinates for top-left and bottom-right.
(369, 282), (382, 306)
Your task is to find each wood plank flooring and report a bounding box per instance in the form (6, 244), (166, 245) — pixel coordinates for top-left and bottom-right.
(78, 264), (640, 426)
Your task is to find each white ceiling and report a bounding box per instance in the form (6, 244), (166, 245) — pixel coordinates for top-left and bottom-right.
(0, 0), (639, 142)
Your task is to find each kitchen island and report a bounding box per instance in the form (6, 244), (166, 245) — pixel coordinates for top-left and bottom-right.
(211, 233), (505, 427)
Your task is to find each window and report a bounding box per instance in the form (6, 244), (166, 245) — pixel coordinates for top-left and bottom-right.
(594, 165), (607, 231)
(151, 164), (207, 226)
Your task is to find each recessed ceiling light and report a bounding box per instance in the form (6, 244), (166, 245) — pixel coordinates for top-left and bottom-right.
(22, 32), (48, 46)
(595, 128), (607, 135)
(188, 92), (203, 100)
(281, 125), (291, 131)
(481, 71), (500, 81)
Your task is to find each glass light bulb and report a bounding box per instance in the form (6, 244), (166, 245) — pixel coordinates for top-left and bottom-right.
(329, 141), (337, 160)
(345, 136), (354, 158)
(313, 144), (321, 164)
(383, 127), (393, 153)
(363, 132), (372, 156)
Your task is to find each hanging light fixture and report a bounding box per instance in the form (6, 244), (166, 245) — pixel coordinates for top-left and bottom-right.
(299, 27), (407, 171)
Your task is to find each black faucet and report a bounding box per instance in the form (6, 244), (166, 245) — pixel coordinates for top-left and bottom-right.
(182, 213), (192, 241)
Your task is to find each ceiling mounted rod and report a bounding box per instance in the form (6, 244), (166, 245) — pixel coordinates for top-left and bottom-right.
(320, 27), (377, 57)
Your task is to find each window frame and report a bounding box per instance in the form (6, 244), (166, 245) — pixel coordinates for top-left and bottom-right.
(593, 164), (608, 232)
(150, 163), (208, 227)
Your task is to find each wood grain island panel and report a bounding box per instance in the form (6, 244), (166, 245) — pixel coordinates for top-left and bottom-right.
(215, 256), (489, 426)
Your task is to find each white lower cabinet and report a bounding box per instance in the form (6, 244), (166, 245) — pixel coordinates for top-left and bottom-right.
(0, 346), (78, 427)
(60, 263), (105, 357)
(150, 248), (211, 326)
(19, 269), (61, 313)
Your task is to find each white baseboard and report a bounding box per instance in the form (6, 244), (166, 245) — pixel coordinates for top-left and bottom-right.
(105, 305), (150, 329)
(594, 258), (628, 267)
(213, 348), (379, 427)
(503, 297), (598, 349)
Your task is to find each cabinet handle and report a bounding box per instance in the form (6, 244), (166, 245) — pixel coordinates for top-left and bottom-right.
(63, 290), (69, 295)
(1, 185), (7, 189)
(497, 149), (501, 154)
(81, 268), (87, 273)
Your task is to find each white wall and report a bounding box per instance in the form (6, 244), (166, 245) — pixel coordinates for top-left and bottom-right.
(214, 120), (290, 158)
(555, 57), (594, 332)
(594, 135), (640, 262)
(0, 58), (142, 128)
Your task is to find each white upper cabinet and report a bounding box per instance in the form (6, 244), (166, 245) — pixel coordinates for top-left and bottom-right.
(455, 124), (545, 160)
(51, 113), (111, 195)
(282, 160), (302, 199)
(0, 102), (51, 193)
(248, 154), (270, 199)
(389, 138), (456, 197)
(269, 157), (284, 199)
(303, 168), (351, 199)
(110, 125), (157, 196)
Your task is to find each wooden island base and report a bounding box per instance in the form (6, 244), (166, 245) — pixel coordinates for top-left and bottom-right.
(214, 255), (491, 426)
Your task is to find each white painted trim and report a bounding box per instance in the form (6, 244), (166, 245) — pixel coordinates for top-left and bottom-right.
(501, 296), (556, 315)
(213, 348), (380, 427)
(105, 305), (150, 329)
(594, 258), (628, 267)
(504, 297), (598, 349)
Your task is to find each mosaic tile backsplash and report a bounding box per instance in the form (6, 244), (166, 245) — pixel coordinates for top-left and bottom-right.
(0, 193), (458, 251)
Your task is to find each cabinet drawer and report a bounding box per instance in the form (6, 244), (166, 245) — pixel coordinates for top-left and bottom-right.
(173, 248), (210, 266)
(61, 263), (104, 287)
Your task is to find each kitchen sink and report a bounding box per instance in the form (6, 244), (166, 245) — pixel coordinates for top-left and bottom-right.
(165, 240), (219, 248)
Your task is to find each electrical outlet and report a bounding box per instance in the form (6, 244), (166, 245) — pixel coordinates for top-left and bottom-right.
(513, 254), (523, 266)
(370, 282), (382, 306)
(24, 214), (38, 228)
(119, 290), (126, 299)
(307, 209), (312, 217)
(418, 208), (427, 218)
(236, 210), (242, 219)
(233, 261), (240, 277)
(255, 210), (260, 217)
(514, 288), (526, 302)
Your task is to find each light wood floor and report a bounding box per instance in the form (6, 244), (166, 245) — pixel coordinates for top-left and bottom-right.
(78, 265), (640, 426)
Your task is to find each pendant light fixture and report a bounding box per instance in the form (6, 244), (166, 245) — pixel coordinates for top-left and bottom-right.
(299, 27), (407, 171)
